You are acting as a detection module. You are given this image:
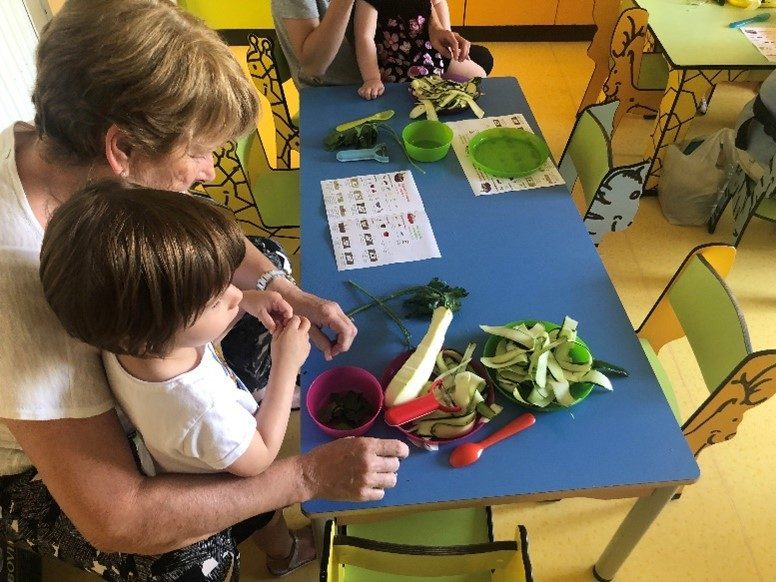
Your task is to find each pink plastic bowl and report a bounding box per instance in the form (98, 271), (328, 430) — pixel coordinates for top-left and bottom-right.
(306, 366), (384, 438)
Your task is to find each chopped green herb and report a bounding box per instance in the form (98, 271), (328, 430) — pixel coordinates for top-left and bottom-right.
(318, 391), (375, 430)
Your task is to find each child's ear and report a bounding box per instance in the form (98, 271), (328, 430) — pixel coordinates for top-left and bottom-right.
(104, 124), (132, 177)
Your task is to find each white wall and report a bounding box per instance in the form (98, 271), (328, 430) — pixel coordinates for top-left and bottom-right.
(0, 1), (41, 129)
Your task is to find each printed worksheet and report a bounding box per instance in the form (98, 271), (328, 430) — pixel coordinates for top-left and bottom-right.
(741, 27), (776, 62)
(446, 114), (565, 196)
(320, 170), (441, 271)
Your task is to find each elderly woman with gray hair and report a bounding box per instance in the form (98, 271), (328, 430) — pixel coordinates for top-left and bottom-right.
(0, 0), (408, 579)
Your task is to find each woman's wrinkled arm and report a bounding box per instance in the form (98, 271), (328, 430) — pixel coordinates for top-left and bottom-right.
(233, 239), (358, 361)
(4, 411), (408, 555)
(283, 0), (356, 80)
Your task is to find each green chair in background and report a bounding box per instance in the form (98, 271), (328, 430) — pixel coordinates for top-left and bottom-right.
(320, 507), (533, 582)
(198, 134), (301, 274)
(636, 244), (776, 463)
(559, 101), (649, 246)
(707, 154), (776, 247)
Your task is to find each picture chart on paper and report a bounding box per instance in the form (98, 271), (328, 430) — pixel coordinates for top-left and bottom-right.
(320, 170), (441, 271)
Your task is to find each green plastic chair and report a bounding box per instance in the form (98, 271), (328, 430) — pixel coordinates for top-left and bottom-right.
(636, 244), (776, 462)
(321, 507), (533, 582)
(198, 134), (300, 270)
(707, 154), (776, 246)
(559, 101), (649, 246)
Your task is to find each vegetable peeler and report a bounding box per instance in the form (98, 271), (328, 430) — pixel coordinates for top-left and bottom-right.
(336, 143), (390, 163)
(384, 378), (461, 426)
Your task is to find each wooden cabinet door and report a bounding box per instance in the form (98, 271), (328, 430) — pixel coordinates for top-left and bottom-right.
(464, 0), (559, 26)
(555, 0), (594, 24)
(448, 0), (465, 26)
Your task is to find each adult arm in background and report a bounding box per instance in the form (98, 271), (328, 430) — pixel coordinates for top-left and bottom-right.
(427, 2), (470, 62)
(4, 413), (408, 555)
(354, 0), (385, 100)
(432, 0), (452, 30)
(282, 0), (356, 80)
(233, 240), (357, 361)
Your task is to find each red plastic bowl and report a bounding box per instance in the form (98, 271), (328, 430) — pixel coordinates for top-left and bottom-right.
(380, 349), (495, 448)
(307, 366), (384, 438)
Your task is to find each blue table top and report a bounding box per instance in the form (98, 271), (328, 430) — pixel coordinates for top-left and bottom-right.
(298, 77), (699, 518)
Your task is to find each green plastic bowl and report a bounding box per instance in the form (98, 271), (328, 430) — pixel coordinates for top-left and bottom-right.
(402, 120), (454, 162)
(467, 127), (550, 178)
(482, 319), (595, 412)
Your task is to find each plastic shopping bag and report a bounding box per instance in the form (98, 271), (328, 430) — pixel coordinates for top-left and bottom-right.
(658, 128), (737, 225)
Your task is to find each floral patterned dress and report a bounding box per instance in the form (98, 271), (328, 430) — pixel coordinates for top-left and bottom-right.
(362, 0), (446, 82)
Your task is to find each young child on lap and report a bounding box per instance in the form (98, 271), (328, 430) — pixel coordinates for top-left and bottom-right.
(39, 181), (315, 576)
(354, 0), (486, 99)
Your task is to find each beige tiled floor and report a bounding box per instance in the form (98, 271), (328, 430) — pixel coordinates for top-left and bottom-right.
(45, 42), (776, 581)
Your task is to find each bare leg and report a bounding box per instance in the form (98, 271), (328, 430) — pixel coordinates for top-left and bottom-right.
(251, 511), (316, 576)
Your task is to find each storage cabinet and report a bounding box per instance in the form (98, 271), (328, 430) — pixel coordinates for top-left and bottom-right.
(555, 0), (594, 25)
(464, 0), (559, 26)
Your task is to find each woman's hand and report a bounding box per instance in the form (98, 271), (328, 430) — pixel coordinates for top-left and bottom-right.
(358, 78), (385, 100)
(240, 290), (293, 332)
(271, 281), (357, 361)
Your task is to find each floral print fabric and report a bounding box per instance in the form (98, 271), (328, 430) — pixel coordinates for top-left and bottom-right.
(364, 0), (446, 82)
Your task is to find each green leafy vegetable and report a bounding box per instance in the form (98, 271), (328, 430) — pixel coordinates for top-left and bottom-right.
(318, 391), (375, 430)
(324, 123), (379, 151)
(347, 277), (468, 319)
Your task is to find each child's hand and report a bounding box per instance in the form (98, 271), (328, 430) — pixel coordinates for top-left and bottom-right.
(271, 315), (312, 371)
(358, 79), (385, 100)
(429, 29), (470, 62)
(241, 290), (293, 332)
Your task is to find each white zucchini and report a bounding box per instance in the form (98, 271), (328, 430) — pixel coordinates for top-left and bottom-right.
(385, 307), (453, 406)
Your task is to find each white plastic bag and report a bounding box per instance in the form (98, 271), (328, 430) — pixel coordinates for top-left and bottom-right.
(658, 128), (737, 226)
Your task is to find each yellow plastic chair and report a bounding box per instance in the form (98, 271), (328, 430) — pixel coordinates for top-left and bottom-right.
(636, 244), (776, 463)
(559, 101), (649, 246)
(579, 0), (626, 114)
(198, 134), (300, 271)
(600, 7), (669, 128)
(246, 34), (299, 170)
(321, 507), (533, 582)
(707, 154), (776, 246)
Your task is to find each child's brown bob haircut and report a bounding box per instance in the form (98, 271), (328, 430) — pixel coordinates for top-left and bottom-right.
(40, 181), (246, 357)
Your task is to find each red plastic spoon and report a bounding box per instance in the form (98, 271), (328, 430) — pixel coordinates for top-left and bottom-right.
(448, 413), (536, 468)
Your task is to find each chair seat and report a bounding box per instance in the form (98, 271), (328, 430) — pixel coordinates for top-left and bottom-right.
(637, 53), (669, 91)
(337, 507), (499, 582)
(756, 197), (776, 222)
(640, 338), (680, 422)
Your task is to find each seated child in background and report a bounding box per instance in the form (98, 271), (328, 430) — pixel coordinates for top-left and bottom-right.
(39, 181), (315, 576)
(354, 0), (486, 99)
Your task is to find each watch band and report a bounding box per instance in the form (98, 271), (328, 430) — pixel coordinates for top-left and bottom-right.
(255, 269), (296, 291)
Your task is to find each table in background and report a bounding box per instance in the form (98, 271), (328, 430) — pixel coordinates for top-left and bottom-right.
(298, 77), (699, 580)
(634, 0), (774, 190)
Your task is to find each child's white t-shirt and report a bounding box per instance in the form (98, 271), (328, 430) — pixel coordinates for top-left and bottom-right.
(103, 344), (259, 474)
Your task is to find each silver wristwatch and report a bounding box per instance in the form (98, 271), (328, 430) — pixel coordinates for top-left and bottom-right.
(255, 269), (296, 291)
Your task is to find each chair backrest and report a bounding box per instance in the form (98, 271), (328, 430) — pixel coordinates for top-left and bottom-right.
(682, 350), (776, 457)
(559, 102), (648, 245)
(320, 508), (532, 582)
(637, 244), (737, 355)
(602, 7), (666, 127)
(246, 34), (299, 170)
(578, 0), (623, 113)
(667, 254), (750, 391)
(728, 154), (776, 246)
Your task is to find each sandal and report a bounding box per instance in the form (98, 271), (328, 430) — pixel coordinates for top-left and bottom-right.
(266, 525), (317, 577)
